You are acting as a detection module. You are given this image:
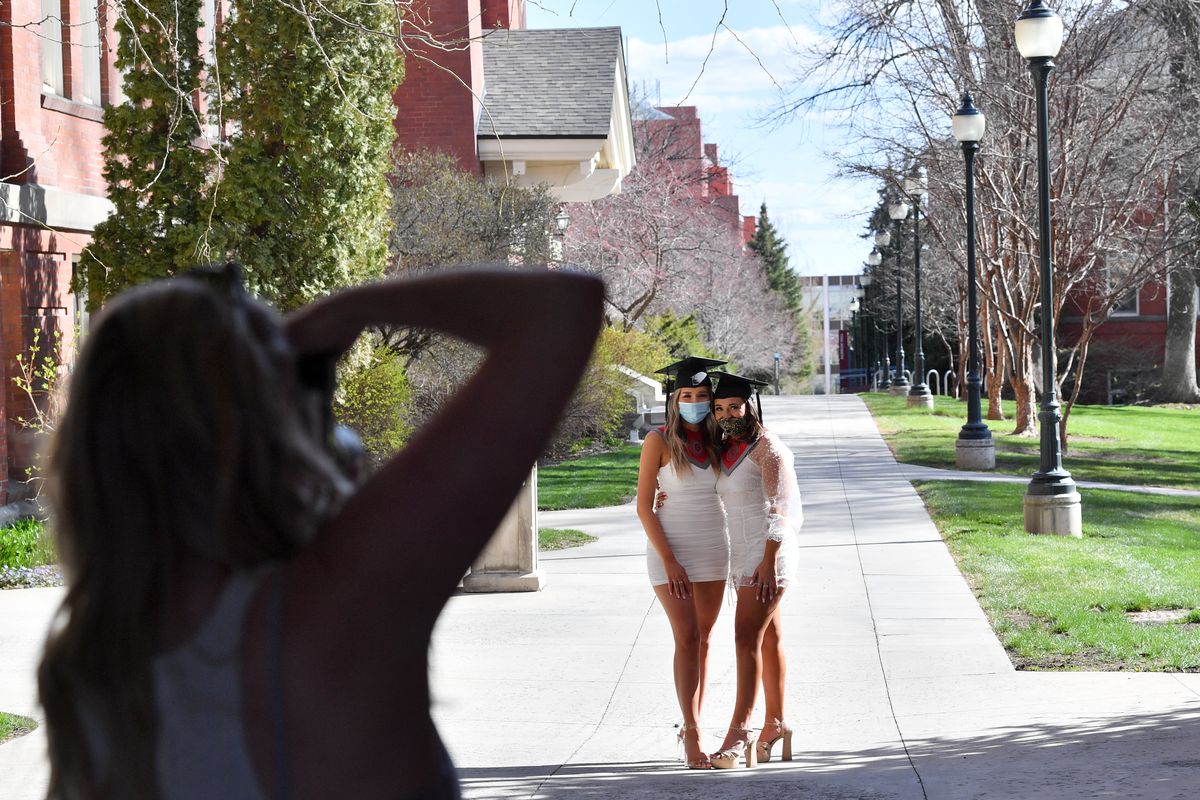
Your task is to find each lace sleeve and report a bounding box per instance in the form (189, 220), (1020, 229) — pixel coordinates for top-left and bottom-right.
(749, 432), (803, 541)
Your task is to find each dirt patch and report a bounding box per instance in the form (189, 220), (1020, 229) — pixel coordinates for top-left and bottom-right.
(1005, 610), (1037, 628)
(1010, 647), (1138, 672)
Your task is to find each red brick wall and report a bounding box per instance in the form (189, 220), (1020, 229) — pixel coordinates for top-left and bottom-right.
(0, 0), (112, 500)
(742, 215), (756, 246)
(1, 0), (113, 195)
(394, 0), (484, 173)
(481, 0), (525, 30)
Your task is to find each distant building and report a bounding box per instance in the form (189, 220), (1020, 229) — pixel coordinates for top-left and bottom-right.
(634, 104), (755, 245)
(799, 274), (862, 391)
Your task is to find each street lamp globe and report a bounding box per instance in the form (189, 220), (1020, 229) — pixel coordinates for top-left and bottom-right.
(554, 207), (571, 234)
(952, 94), (987, 143)
(867, 249), (882, 267)
(849, 297), (860, 313)
(861, 272), (874, 288)
(904, 168), (928, 200)
(1015, 0), (1064, 59)
(874, 230), (891, 247)
(888, 200), (910, 221)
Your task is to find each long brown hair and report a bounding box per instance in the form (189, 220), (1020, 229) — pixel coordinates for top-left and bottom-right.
(662, 390), (721, 475)
(39, 278), (349, 798)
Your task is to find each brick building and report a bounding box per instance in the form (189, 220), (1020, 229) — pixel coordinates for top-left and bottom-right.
(633, 103), (755, 245)
(1059, 278), (1200, 404)
(0, 0), (633, 502)
(0, 0), (126, 501)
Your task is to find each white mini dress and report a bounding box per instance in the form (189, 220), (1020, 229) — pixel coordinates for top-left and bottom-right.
(645, 433), (729, 586)
(715, 431), (802, 589)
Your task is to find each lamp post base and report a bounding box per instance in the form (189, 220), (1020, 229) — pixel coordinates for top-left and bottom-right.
(462, 568), (546, 593)
(955, 437), (996, 470)
(1023, 492), (1082, 537)
(888, 382), (910, 397)
(907, 389), (934, 409)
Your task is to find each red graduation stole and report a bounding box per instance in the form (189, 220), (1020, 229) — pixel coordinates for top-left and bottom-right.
(720, 438), (758, 475)
(659, 426), (711, 468)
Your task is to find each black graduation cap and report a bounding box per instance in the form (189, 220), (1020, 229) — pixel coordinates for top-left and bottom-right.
(711, 371), (768, 419)
(655, 356), (727, 394)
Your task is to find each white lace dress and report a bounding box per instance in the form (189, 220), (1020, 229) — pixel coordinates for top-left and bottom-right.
(715, 431), (802, 589)
(646, 450), (729, 586)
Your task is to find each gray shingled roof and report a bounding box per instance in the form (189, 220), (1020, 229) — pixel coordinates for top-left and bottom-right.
(478, 27), (624, 139)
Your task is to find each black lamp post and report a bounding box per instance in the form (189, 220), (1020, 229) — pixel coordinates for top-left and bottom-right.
(904, 169), (934, 408)
(1016, 0), (1081, 536)
(952, 93), (995, 469)
(865, 253), (886, 389)
(849, 296), (861, 391)
(887, 199), (911, 393)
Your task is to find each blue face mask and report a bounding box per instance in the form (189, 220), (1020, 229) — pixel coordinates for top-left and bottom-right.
(679, 401), (711, 424)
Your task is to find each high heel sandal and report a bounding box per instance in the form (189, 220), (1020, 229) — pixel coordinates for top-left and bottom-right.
(756, 719), (793, 763)
(710, 726), (758, 769)
(677, 724), (712, 770)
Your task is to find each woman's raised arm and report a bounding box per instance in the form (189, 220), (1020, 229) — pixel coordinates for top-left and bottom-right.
(284, 266), (603, 618)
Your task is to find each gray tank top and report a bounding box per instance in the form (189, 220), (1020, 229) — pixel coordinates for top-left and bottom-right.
(152, 569), (271, 800)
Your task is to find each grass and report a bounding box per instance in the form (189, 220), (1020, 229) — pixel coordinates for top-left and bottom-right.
(0, 711), (37, 743)
(538, 444), (641, 510)
(538, 528), (597, 551)
(917, 480), (1200, 671)
(0, 517), (55, 569)
(861, 393), (1200, 490)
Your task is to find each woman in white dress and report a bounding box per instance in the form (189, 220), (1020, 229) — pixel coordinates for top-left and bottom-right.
(636, 356), (730, 770)
(707, 372), (802, 769)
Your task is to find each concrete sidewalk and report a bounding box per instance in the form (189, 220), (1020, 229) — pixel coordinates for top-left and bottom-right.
(430, 395), (1200, 799)
(2, 395), (1198, 798)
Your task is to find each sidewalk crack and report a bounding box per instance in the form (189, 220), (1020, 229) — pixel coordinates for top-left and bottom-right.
(527, 595), (658, 798)
(829, 395), (930, 800)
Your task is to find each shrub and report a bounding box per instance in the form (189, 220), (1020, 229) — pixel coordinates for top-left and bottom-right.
(334, 343), (413, 464)
(547, 325), (670, 457)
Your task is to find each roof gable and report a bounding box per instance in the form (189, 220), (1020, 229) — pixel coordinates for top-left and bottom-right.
(478, 27), (623, 139)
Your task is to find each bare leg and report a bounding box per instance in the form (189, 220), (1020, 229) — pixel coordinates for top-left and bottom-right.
(760, 609), (787, 742)
(653, 584), (709, 767)
(691, 580), (725, 718)
(716, 586), (784, 754)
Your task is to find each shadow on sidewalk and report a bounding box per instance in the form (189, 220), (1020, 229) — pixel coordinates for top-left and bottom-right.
(456, 705), (1200, 799)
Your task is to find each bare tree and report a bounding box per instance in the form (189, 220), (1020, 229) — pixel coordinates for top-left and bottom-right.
(778, 0), (1200, 442)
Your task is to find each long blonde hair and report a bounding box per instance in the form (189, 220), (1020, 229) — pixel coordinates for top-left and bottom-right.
(39, 277), (349, 799)
(662, 390), (721, 476)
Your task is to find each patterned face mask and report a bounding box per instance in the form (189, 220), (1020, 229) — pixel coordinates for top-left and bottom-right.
(719, 416), (752, 436)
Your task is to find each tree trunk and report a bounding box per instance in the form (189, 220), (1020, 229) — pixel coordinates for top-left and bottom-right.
(1010, 341), (1038, 436)
(1156, 265), (1200, 402)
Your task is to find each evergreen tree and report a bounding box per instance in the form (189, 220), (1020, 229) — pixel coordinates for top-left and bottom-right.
(218, 1), (402, 309)
(79, 3), (401, 310)
(748, 202), (802, 314)
(78, 0), (211, 303)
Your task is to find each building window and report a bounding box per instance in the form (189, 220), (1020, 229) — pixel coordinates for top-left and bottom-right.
(40, 0), (65, 96)
(79, 0), (103, 105)
(1111, 286), (1139, 317)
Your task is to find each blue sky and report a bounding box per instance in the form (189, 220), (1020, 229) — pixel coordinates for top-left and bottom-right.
(525, 0), (877, 276)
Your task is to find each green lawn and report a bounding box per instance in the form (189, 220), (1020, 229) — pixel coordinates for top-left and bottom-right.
(538, 528), (597, 551)
(862, 393), (1200, 490)
(0, 711), (36, 743)
(538, 445), (641, 510)
(918, 480), (1200, 671)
